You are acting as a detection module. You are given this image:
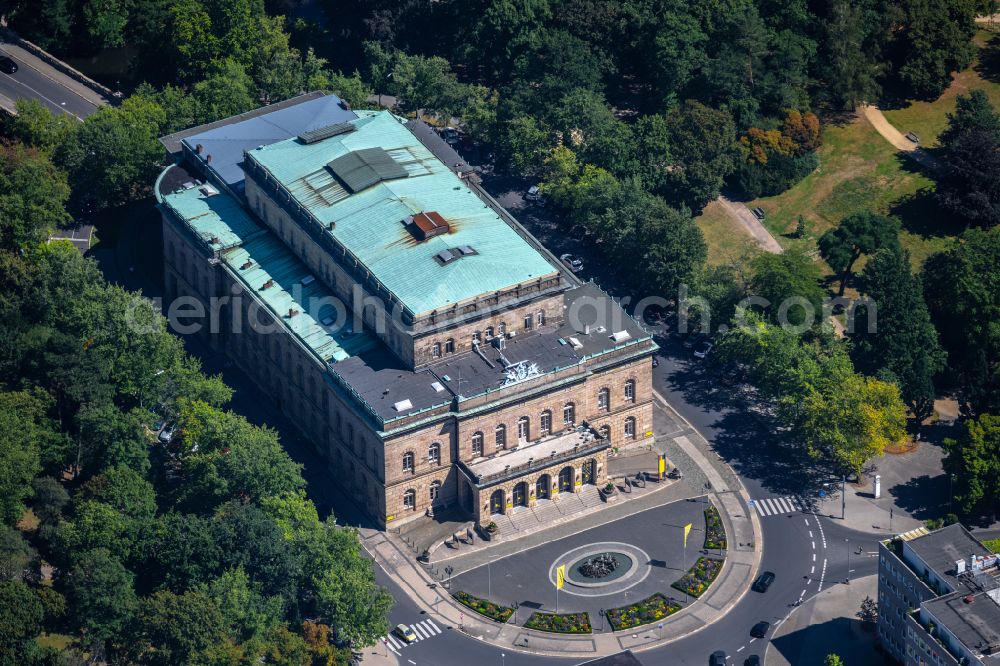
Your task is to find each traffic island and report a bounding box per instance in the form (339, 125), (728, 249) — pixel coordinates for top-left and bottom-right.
(703, 505), (727, 550)
(524, 611), (593, 634)
(671, 556), (725, 598)
(606, 593), (682, 631)
(452, 591), (514, 623)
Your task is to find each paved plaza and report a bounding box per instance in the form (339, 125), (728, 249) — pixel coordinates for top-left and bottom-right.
(448, 497), (722, 631)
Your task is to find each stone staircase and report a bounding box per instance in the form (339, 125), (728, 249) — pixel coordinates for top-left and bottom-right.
(499, 486), (605, 533)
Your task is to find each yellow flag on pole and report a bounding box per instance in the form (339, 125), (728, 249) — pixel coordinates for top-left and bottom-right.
(683, 523), (692, 548)
(556, 565), (566, 590)
(658, 456), (665, 478)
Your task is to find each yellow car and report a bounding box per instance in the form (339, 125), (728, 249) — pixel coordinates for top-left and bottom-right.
(394, 624), (417, 643)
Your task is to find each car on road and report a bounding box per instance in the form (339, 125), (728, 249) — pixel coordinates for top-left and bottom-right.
(750, 206), (765, 221)
(752, 571), (775, 593)
(751, 620), (770, 638)
(442, 126), (460, 145)
(744, 656), (761, 666)
(694, 340), (714, 359)
(394, 623), (417, 643)
(0, 56), (18, 74)
(905, 131), (920, 144)
(158, 423), (177, 444)
(710, 650), (728, 666)
(526, 185), (542, 201)
(559, 253), (583, 272)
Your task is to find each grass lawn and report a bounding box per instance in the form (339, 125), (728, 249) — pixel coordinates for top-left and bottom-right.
(883, 30), (1000, 147)
(695, 200), (759, 266)
(747, 116), (951, 271)
(37, 633), (74, 651)
(984, 538), (1000, 554)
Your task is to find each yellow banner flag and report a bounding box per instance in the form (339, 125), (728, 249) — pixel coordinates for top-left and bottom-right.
(556, 565), (566, 590)
(658, 456), (665, 477)
(683, 523), (692, 548)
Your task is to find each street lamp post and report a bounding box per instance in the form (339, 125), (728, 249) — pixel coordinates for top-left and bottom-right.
(488, 561), (492, 598)
(846, 538), (851, 584)
(513, 601), (519, 624)
(599, 608), (605, 632)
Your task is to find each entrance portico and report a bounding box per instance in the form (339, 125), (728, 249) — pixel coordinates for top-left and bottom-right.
(458, 425), (609, 527)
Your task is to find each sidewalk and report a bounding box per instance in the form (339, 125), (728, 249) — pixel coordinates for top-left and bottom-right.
(361, 392), (763, 659)
(859, 104), (941, 171)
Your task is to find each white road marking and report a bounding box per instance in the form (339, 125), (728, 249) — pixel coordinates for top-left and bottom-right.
(819, 558), (828, 592)
(812, 553), (816, 562)
(410, 624), (427, 640)
(811, 540), (816, 549)
(808, 530), (813, 539)
(810, 565), (815, 574)
(409, 660), (417, 665)
(737, 645), (745, 652)
(384, 637), (401, 655)
(749, 638), (757, 644)
(426, 619), (442, 634)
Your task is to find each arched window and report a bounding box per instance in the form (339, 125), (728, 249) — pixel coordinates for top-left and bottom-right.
(432, 342), (442, 358)
(403, 489), (416, 510)
(495, 424), (507, 450)
(600, 425), (611, 441)
(540, 410), (552, 436)
(428, 442), (441, 464)
(473, 331), (481, 344)
(402, 451), (414, 472)
(563, 402), (576, 427)
(536, 310), (545, 326)
(597, 388), (610, 412)
(430, 480), (441, 501)
(445, 338), (455, 353)
(625, 379), (636, 403)
(625, 417), (636, 439)
(471, 432), (484, 457)
(517, 416), (530, 442)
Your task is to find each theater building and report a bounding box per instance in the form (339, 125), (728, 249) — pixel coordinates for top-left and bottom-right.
(156, 93), (657, 529)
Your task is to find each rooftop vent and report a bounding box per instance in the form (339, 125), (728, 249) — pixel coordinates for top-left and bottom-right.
(262, 279), (274, 290)
(459, 245), (475, 255)
(326, 147), (408, 193)
(298, 121), (356, 144)
(405, 211), (451, 241)
(431, 382), (445, 393)
(568, 337), (583, 349)
(199, 184), (219, 197)
(610, 330), (631, 343)
(434, 246), (478, 265)
(436, 249), (456, 264)
(300, 275), (315, 286)
(393, 399), (413, 412)
(240, 260), (253, 270)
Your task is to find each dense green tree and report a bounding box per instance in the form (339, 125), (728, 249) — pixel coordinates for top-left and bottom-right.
(75, 404), (151, 477)
(511, 29), (610, 105)
(461, 0), (552, 77)
(0, 526), (36, 581)
(83, 0), (130, 48)
(80, 467), (157, 522)
(922, 228), (1000, 415)
(749, 250), (827, 328)
(65, 548), (137, 656)
(3, 99), (77, 153)
(495, 114), (551, 175)
(651, 0), (707, 106)
(204, 566), (284, 642)
(0, 390), (54, 525)
(0, 579), (44, 664)
(0, 144), (71, 252)
(889, 0), (976, 99)
(143, 512), (222, 592)
(325, 70), (374, 110)
(363, 41), (393, 107)
(58, 99), (164, 208)
(818, 211), (901, 296)
(936, 90), (1000, 228)
(852, 248), (944, 420)
(662, 100), (739, 212)
(31, 477), (69, 527)
(192, 59), (257, 123)
(134, 589), (227, 665)
(211, 503), (300, 600)
(820, 0), (882, 109)
(943, 414), (1000, 518)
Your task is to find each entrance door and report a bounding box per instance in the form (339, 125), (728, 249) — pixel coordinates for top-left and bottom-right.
(489, 489), (505, 515)
(536, 474), (550, 500)
(582, 459), (595, 484)
(559, 466), (574, 492)
(513, 482), (527, 507)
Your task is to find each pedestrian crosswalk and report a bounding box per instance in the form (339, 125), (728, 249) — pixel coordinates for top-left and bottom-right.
(381, 619), (443, 654)
(750, 496), (807, 517)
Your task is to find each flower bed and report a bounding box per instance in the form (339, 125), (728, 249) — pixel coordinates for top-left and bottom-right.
(605, 593), (682, 631)
(452, 591), (514, 623)
(703, 505), (727, 550)
(524, 611), (592, 634)
(671, 556), (725, 598)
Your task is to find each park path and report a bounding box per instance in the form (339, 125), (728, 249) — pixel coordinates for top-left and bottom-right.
(858, 104), (941, 171)
(716, 195), (785, 254)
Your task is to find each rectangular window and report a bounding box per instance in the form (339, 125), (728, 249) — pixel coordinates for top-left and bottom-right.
(524, 314), (533, 330)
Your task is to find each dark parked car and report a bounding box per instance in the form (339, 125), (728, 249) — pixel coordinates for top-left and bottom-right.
(751, 621), (770, 638)
(751, 206), (766, 221)
(752, 571), (776, 593)
(744, 656), (761, 666)
(0, 56), (18, 74)
(905, 131), (920, 144)
(710, 650), (728, 666)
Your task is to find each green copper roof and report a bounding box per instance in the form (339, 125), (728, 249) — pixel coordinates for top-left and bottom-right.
(246, 111), (559, 316)
(157, 166), (376, 365)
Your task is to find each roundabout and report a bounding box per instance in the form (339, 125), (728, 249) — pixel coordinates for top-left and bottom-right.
(548, 541), (652, 595)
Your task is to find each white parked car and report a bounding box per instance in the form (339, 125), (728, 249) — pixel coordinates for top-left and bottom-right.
(559, 253), (583, 272)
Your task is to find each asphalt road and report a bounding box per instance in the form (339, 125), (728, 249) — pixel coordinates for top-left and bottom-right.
(0, 45), (100, 119)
